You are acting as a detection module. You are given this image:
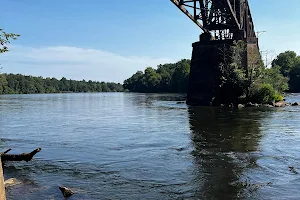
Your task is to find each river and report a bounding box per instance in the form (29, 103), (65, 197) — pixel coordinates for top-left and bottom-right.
(0, 93), (300, 199)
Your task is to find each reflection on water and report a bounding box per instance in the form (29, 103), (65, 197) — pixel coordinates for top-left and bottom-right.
(188, 107), (269, 199)
(1, 93), (300, 199)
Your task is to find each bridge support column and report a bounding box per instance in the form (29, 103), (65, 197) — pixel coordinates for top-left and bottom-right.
(187, 42), (220, 106)
(186, 34), (259, 106)
(187, 35), (234, 106)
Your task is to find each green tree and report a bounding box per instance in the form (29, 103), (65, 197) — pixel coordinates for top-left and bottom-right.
(60, 77), (70, 91)
(172, 59), (190, 93)
(142, 67), (161, 92)
(271, 50), (300, 92)
(101, 82), (109, 92)
(0, 29), (20, 54)
(261, 65), (289, 93)
(272, 51), (300, 77)
(218, 41), (248, 103)
(123, 71), (144, 92)
(218, 41), (287, 104)
(289, 64), (300, 92)
(0, 73), (123, 94)
(0, 74), (8, 94)
(123, 60), (191, 93)
(1, 29), (20, 91)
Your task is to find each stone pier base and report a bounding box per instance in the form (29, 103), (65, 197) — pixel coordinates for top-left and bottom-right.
(186, 34), (259, 106)
(187, 39), (234, 106)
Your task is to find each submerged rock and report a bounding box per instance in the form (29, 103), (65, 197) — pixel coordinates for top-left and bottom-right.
(274, 101), (287, 107)
(237, 104), (245, 108)
(59, 186), (74, 198)
(292, 102), (300, 106)
(262, 104), (274, 108)
(245, 102), (260, 107)
(245, 102), (253, 107)
(4, 178), (21, 188)
(216, 101), (292, 108)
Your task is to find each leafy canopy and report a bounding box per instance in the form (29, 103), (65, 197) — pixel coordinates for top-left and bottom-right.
(272, 51), (300, 76)
(218, 40), (287, 104)
(0, 28), (20, 54)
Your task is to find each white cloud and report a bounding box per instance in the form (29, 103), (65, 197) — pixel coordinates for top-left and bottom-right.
(0, 45), (175, 83)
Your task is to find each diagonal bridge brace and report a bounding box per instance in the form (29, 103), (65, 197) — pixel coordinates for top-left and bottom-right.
(170, 0), (241, 33)
(170, 0), (209, 32)
(170, 0), (257, 41)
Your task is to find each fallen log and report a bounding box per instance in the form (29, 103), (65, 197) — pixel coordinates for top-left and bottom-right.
(1, 148), (41, 162)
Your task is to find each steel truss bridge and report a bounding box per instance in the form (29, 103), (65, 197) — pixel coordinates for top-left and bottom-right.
(170, 0), (256, 42)
(169, 0), (260, 106)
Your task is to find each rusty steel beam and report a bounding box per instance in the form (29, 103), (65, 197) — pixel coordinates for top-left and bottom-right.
(226, 0), (240, 29)
(169, 0), (257, 41)
(170, 0), (240, 30)
(245, 0), (257, 38)
(170, 0), (208, 32)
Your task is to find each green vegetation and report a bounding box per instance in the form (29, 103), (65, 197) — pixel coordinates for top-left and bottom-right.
(124, 41), (291, 105)
(250, 84), (280, 104)
(0, 28), (20, 54)
(272, 51), (300, 92)
(124, 59), (190, 93)
(217, 41), (288, 104)
(0, 74), (123, 94)
(0, 28), (123, 95)
(1, 26), (299, 102)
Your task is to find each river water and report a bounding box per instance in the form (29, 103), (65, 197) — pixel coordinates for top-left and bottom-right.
(1, 93), (300, 199)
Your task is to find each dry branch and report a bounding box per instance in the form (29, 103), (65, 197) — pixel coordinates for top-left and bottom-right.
(0, 149), (12, 155)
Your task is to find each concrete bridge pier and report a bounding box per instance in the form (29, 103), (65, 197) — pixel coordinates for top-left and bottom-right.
(186, 33), (259, 106)
(187, 33), (234, 106)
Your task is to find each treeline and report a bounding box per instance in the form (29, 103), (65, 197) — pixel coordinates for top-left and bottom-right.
(272, 51), (300, 93)
(123, 41), (293, 105)
(0, 73), (123, 94)
(124, 59), (190, 93)
(124, 50), (300, 97)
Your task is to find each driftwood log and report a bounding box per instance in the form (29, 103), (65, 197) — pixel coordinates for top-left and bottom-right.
(1, 148), (41, 162)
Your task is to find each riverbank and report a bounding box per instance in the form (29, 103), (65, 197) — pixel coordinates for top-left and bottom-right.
(218, 100), (300, 108)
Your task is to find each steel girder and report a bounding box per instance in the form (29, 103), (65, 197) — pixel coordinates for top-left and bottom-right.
(170, 0), (256, 40)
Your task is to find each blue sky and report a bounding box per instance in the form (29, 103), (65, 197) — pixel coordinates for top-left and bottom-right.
(1, 0), (300, 83)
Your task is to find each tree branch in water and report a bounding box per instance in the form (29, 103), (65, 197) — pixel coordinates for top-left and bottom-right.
(1, 148), (41, 162)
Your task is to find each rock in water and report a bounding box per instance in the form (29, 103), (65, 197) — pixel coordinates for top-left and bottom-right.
(4, 178), (21, 188)
(292, 102), (300, 106)
(237, 104), (245, 108)
(59, 186), (74, 198)
(274, 101), (287, 107)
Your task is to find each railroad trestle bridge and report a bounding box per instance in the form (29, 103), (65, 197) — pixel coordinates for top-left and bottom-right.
(170, 0), (259, 105)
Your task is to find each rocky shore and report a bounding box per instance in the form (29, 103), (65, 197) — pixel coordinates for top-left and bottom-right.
(220, 101), (300, 108)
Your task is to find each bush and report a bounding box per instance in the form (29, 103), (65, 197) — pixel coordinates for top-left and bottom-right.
(251, 84), (277, 104)
(273, 93), (284, 102)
